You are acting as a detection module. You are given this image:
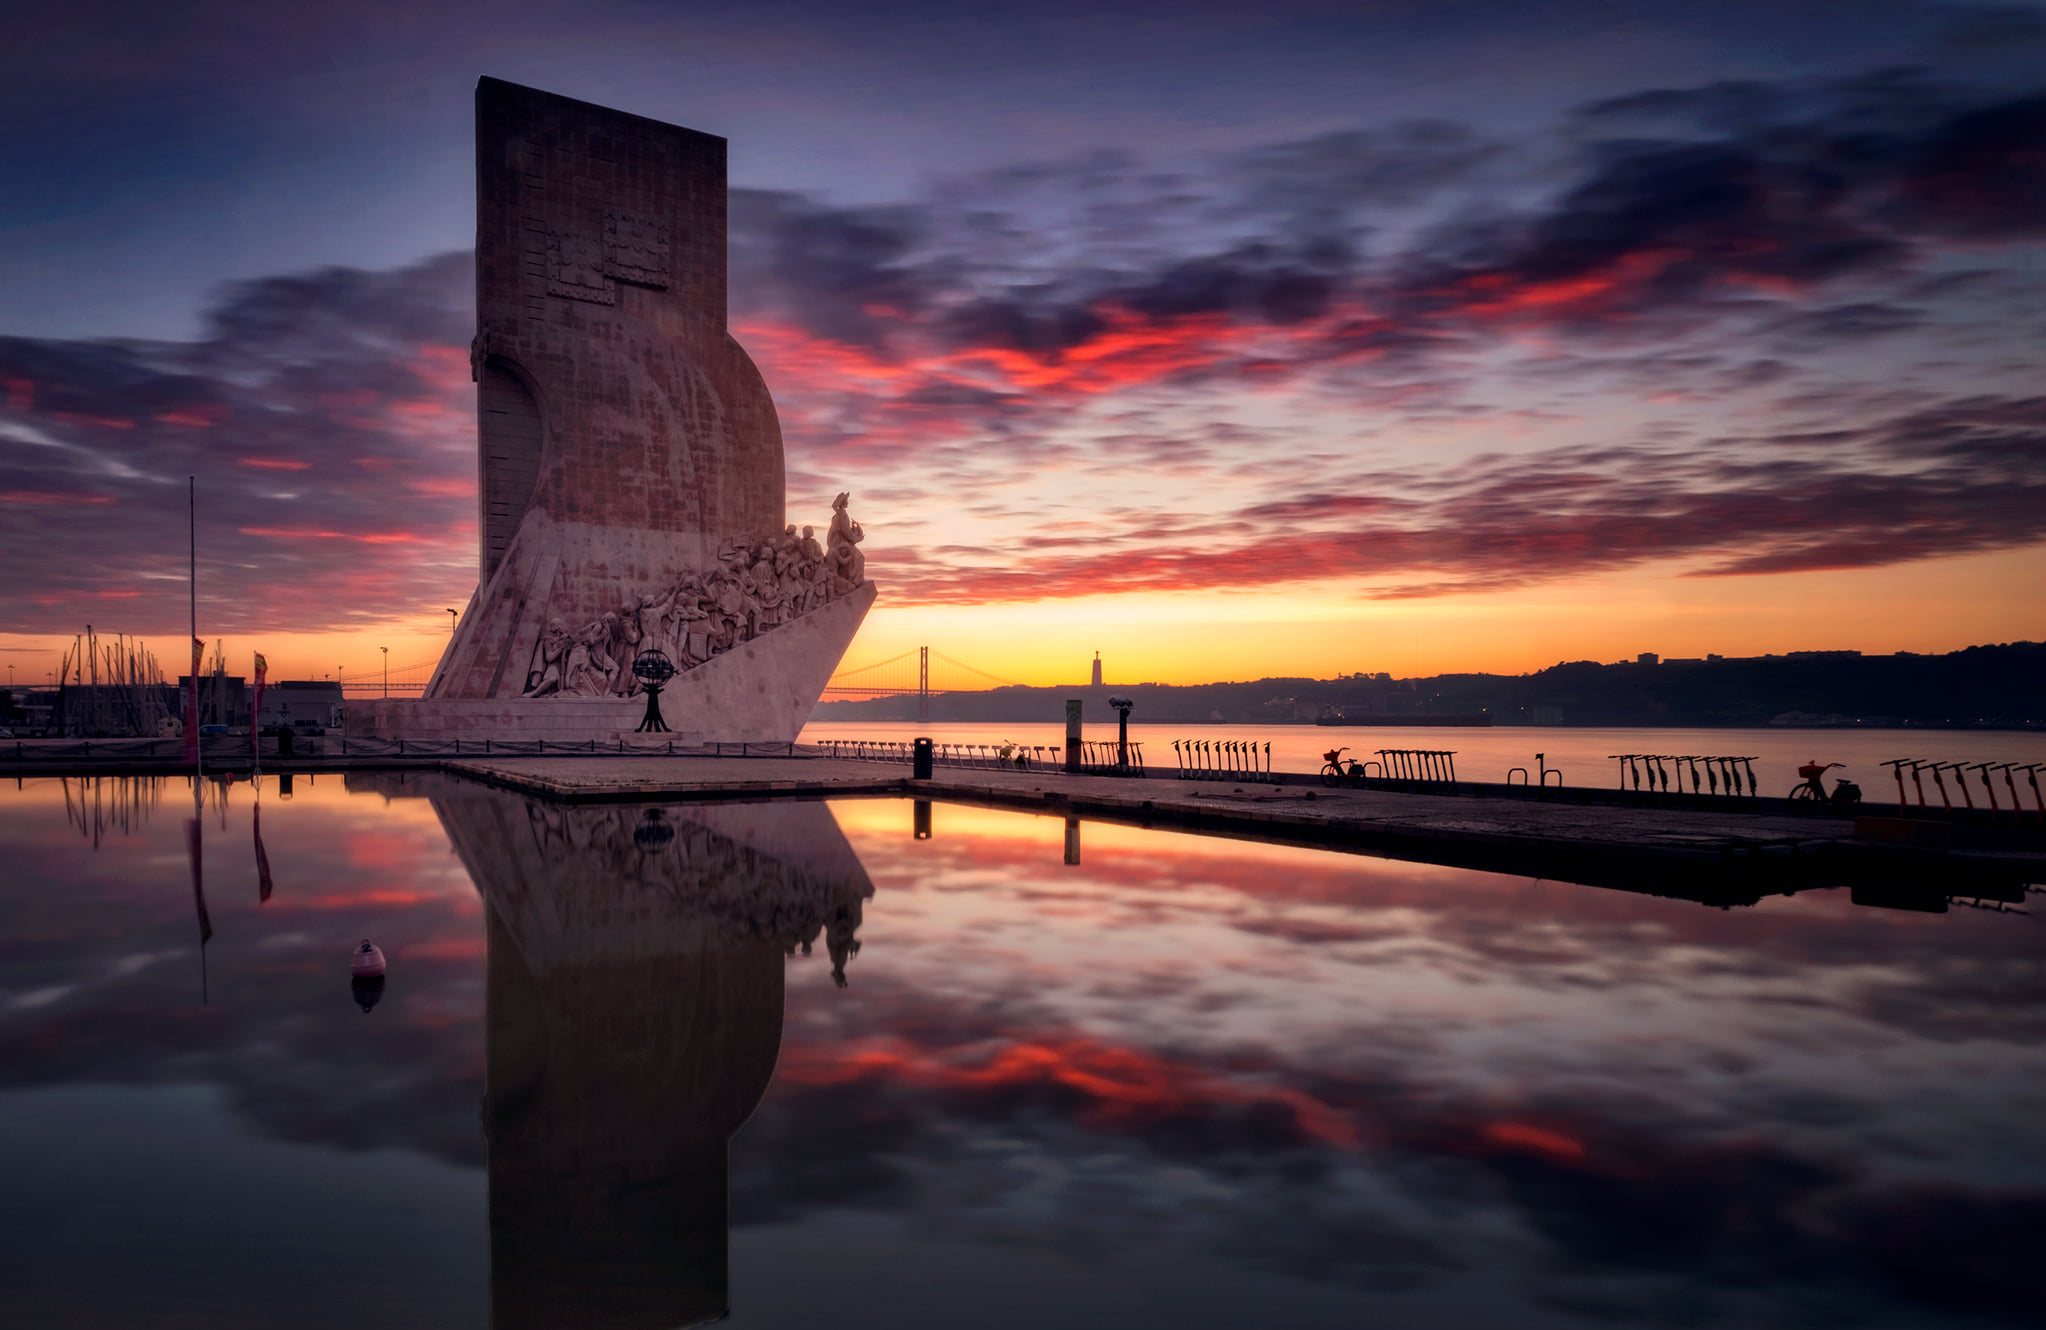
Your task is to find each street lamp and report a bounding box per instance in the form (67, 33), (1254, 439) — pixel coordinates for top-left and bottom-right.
(380, 646), (388, 698)
(445, 608), (459, 634)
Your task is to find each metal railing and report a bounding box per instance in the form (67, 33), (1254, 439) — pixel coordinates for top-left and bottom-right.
(819, 738), (1144, 776)
(0, 736), (802, 761)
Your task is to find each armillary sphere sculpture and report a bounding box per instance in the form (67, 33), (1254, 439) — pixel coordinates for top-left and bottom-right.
(631, 648), (677, 733)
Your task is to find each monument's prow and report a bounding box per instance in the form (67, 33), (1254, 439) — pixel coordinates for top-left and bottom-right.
(356, 78), (874, 743)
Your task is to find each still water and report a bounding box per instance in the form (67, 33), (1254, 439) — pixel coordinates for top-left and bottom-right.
(2, 773), (2041, 1327)
(802, 721), (2046, 796)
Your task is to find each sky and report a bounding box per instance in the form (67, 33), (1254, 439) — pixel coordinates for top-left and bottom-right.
(2, 0), (2043, 688)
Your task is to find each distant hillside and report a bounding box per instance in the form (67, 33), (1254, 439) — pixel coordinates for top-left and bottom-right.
(812, 641), (2046, 729)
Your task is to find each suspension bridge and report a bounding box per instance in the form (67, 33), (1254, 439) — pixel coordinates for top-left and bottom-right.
(330, 645), (1019, 708)
(820, 647), (1021, 720)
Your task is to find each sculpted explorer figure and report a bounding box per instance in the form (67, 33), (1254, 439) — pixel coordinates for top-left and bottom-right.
(514, 497), (869, 696)
(827, 492), (863, 570)
(524, 619), (573, 697)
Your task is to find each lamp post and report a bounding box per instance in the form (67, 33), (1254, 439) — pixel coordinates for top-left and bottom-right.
(445, 608), (458, 634)
(380, 647), (388, 698)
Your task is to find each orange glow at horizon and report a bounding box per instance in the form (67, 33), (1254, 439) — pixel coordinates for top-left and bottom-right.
(3, 541), (2039, 689)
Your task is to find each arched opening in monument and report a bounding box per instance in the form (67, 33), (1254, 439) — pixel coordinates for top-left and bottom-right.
(480, 358), (544, 583)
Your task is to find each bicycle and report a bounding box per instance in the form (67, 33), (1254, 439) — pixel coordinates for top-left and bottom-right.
(1788, 761), (1861, 812)
(1320, 747), (1366, 788)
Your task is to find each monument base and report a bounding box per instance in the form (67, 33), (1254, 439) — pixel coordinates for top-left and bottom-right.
(352, 582), (874, 743)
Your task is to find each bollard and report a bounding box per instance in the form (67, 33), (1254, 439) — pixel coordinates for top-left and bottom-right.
(912, 736), (934, 780)
(913, 799), (932, 840)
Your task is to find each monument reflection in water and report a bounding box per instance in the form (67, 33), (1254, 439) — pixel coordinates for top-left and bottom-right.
(429, 782), (870, 1328)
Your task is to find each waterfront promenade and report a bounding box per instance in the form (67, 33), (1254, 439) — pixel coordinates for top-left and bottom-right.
(10, 743), (2038, 907)
(433, 754), (2036, 909)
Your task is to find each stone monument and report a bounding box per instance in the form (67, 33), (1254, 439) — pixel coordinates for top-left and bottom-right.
(355, 77), (874, 742)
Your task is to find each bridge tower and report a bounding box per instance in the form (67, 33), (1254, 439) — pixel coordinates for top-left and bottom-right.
(918, 646), (929, 723)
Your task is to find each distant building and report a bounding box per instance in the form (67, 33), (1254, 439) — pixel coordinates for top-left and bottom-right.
(1637, 652), (1659, 666)
(260, 681), (346, 731)
(1090, 652), (1103, 687)
(176, 675), (249, 729)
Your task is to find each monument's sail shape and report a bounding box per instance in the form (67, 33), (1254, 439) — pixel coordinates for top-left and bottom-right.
(359, 78), (874, 742)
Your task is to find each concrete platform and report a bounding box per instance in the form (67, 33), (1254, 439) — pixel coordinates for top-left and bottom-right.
(8, 745), (2037, 907)
(439, 755), (2043, 909)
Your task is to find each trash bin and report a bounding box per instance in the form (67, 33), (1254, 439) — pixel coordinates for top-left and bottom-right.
(912, 736), (933, 780)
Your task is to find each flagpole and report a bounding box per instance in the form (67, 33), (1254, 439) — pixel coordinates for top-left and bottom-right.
(189, 475), (209, 1004)
(190, 477), (201, 800)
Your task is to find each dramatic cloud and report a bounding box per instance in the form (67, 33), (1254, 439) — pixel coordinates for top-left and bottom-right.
(4, 70), (2042, 631)
(0, 255), (475, 635)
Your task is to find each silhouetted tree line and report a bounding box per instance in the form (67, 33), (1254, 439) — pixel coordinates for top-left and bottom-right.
(813, 641), (2045, 729)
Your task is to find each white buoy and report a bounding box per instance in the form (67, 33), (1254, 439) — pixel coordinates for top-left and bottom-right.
(351, 939), (387, 978)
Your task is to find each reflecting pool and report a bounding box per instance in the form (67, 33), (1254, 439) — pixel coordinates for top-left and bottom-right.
(2, 773), (2041, 1328)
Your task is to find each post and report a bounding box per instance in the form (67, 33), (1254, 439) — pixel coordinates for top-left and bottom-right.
(188, 477), (200, 796)
(380, 646), (389, 698)
(1063, 816), (1081, 865)
(1064, 699), (1082, 773)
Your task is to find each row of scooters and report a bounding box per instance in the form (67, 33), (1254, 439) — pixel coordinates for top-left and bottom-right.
(1881, 758), (2045, 819)
(1609, 754), (1760, 799)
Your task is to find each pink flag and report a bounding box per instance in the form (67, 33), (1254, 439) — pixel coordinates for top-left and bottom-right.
(252, 651), (267, 739)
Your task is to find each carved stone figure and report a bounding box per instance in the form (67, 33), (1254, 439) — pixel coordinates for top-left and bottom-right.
(827, 492), (863, 567)
(512, 498), (867, 697)
(831, 538), (865, 594)
(564, 619), (617, 697)
(524, 619), (573, 697)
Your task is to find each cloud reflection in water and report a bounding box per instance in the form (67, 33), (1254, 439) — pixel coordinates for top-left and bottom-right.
(0, 777), (2038, 1326)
